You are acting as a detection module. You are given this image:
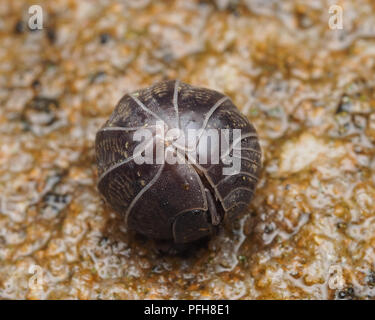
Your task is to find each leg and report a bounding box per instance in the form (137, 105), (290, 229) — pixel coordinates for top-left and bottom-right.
(205, 188), (221, 226)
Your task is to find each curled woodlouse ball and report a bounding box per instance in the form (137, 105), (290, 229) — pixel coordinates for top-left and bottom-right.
(95, 80), (262, 244)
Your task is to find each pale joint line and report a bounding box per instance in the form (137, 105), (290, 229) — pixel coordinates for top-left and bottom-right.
(183, 151), (225, 209)
(173, 80), (180, 130)
(196, 96), (229, 146)
(125, 162), (165, 224)
(221, 154), (259, 167)
(98, 125), (156, 133)
(214, 171), (259, 188)
(225, 201), (249, 213)
(223, 186), (254, 202)
(130, 93), (168, 130)
(97, 138), (155, 186)
(174, 149), (209, 212)
(221, 132), (259, 160)
(233, 146), (261, 155)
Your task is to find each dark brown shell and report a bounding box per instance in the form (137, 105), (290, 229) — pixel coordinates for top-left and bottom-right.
(95, 80), (262, 244)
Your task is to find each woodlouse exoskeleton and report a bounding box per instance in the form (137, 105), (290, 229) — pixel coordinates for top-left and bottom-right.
(95, 80), (262, 244)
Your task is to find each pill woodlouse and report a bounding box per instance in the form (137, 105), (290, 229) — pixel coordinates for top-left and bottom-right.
(95, 80), (262, 244)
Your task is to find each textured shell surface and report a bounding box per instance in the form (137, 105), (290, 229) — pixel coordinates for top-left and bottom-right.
(95, 80), (262, 244)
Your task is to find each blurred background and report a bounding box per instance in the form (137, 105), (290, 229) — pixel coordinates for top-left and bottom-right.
(0, 0), (375, 299)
